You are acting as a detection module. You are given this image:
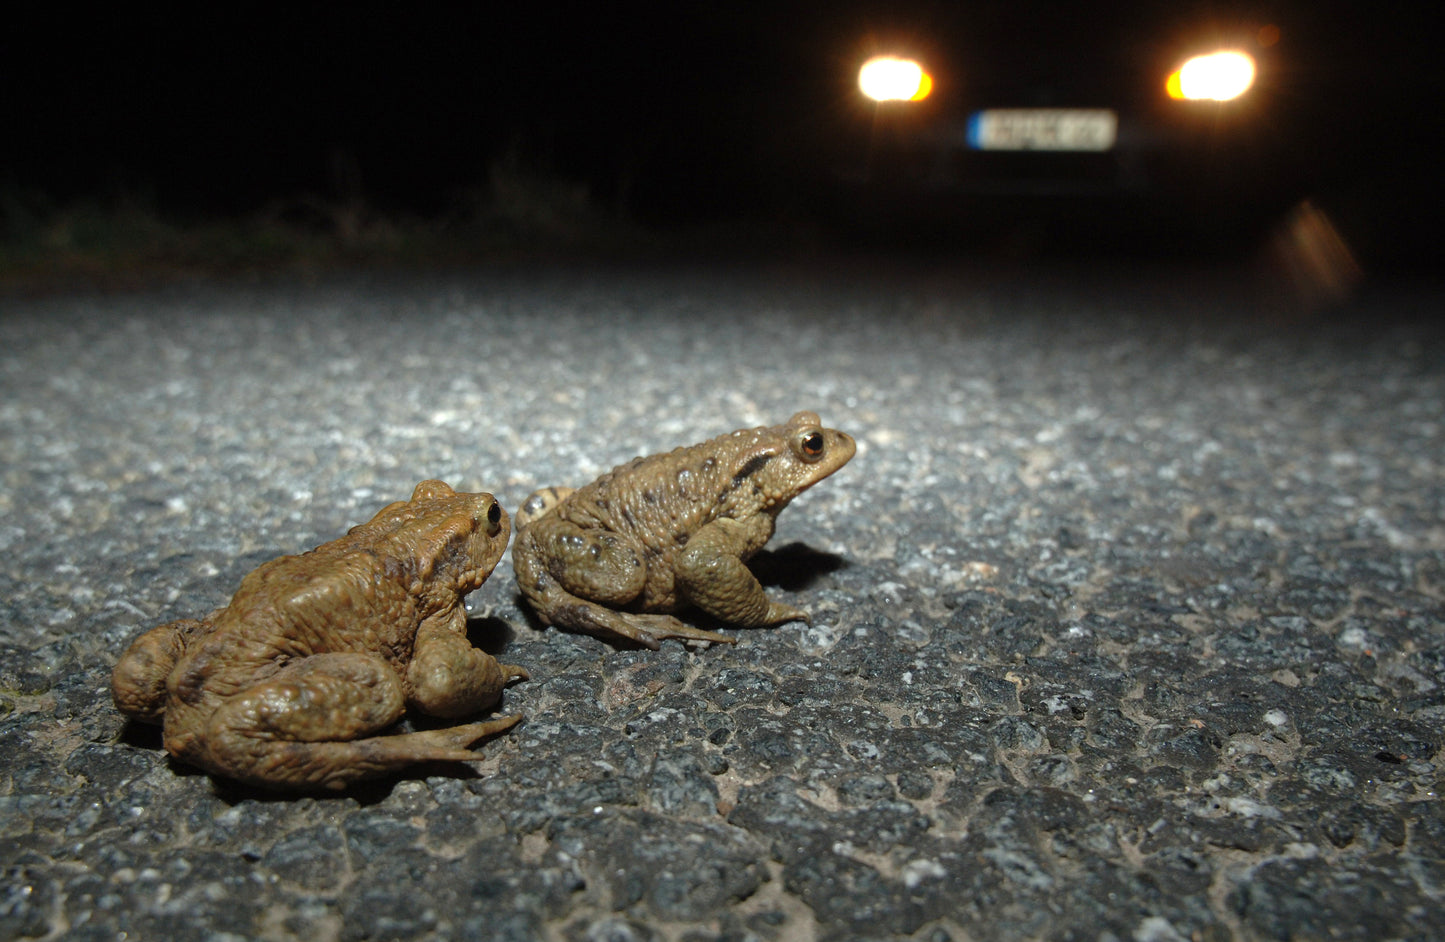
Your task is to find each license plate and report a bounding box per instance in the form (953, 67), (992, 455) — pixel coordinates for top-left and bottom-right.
(967, 109), (1118, 151)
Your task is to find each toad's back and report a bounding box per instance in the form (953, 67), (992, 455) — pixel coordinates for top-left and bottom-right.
(557, 426), (785, 555)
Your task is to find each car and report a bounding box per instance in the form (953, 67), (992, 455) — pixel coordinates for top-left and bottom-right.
(800, 2), (1306, 246)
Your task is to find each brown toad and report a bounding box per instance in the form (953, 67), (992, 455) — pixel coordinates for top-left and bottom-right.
(512, 411), (855, 648)
(111, 480), (529, 791)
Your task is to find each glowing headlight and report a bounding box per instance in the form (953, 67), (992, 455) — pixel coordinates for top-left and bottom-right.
(1167, 50), (1256, 101)
(859, 56), (933, 102)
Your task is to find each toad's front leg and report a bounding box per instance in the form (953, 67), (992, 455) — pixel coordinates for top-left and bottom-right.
(674, 515), (809, 628)
(407, 614), (529, 719)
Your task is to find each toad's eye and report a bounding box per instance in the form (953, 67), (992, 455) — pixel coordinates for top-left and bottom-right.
(486, 500), (503, 533)
(799, 430), (826, 461)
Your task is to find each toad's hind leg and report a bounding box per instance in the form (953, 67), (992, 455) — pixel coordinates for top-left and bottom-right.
(112, 619), (213, 723)
(513, 520), (735, 649)
(190, 652), (520, 791)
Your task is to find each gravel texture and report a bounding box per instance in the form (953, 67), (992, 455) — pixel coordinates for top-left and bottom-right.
(1, 260), (1442, 941)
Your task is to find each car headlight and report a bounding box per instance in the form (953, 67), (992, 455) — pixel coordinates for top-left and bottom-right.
(1166, 50), (1256, 101)
(859, 56), (933, 102)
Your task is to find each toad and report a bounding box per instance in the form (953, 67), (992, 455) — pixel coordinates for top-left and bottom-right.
(111, 480), (529, 791)
(512, 411), (855, 648)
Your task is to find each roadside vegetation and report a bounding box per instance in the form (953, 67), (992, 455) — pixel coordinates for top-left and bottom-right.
(0, 154), (638, 292)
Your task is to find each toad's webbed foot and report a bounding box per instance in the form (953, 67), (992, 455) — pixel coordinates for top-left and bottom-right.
(558, 603), (737, 649)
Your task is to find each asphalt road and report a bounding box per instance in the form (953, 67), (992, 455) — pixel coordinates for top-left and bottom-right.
(2, 258), (1442, 941)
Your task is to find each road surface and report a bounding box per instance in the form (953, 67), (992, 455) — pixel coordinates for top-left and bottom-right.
(2, 258), (1441, 940)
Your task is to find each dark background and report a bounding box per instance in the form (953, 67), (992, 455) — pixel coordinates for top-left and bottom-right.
(4, 2), (1441, 267)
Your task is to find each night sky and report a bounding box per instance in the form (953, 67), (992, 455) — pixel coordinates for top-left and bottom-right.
(5, 2), (1440, 250)
(9, 5), (817, 218)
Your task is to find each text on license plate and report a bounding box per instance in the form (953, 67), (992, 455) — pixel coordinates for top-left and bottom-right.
(967, 109), (1118, 152)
